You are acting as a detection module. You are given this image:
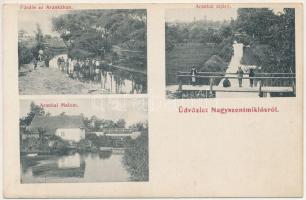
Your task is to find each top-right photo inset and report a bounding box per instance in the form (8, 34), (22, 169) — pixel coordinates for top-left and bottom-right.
(166, 7), (296, 99)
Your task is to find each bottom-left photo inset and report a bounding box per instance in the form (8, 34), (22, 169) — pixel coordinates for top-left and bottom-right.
(19, 98), (148, 183)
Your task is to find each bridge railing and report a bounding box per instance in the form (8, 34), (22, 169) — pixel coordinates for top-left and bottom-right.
(256, 73), (296, 88)
(176, 71), (296, 93)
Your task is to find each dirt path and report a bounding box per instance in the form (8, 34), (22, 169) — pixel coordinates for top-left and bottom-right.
(19, 64), (108, 95)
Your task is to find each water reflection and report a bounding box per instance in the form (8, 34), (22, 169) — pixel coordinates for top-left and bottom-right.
(58, 154), (81, 169)
(21, 151), (130, 183)
(102, 71), (144, 94)
(98, 150), (112, 159)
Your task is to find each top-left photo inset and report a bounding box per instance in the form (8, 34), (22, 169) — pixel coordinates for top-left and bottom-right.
(18, 8), (147, 95)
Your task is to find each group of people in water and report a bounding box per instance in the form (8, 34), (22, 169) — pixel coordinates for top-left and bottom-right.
(190, 66), (258, 88)
(57, 57), (112, 83)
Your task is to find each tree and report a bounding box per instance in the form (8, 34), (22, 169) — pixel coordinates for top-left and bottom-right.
(123, 129), (148, 181)
(52, 10), (147, 57)
(235, 8), (277, 40)
(20, 102), (45, 126)
(18, 42), (33, 67)
(220, 26), (233, 38)
(102, 119), (116, 128)
(235, 8), (295, 73)
(115, 119), (126, 128)
(44, 34), (52, 40)
(129, 122), (146, 131)
(31, 24), (45, 58)
(35, 24), (44, 44)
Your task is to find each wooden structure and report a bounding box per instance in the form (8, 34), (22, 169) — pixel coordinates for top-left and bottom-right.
(176, 71), (296, 98)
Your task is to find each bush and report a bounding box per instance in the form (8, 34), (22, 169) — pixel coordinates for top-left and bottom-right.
(218, 44), (233, 63)
(166, 39), (175, 52)
(21, 137), (41, 153)
(49, 137), (70, 155)
(123, 130), (148, 181)
(21, 135), (70, 155)
(86, 134), (114, 147)
(77, 139), (92, 152)
(216, 36), (233, 63)
(200, 55), (227, 72)
(18, 42), (33, 66)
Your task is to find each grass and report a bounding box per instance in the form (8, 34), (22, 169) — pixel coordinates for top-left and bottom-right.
(166, 43), (216, 85)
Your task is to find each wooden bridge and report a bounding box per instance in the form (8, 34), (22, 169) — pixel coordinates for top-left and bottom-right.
(176, 71), (296, 98)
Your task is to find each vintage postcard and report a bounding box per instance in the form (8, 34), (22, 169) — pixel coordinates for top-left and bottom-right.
(18, 8), (147, 94)
(166, 7), (297, 99)
(19, 98), (148, 183)
(3, 1), (304, 198)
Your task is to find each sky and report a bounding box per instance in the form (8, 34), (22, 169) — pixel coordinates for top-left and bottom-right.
(18, 10), (68, 36)
(166, 7), (286, 22)
(166, 8), (238, 22)
(19, 7), (287, 34)
(20, 98), (148, 126)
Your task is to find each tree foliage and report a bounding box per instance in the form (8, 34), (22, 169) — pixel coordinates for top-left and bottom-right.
(83, 116), (128, 132)
(235, 8), (295, 72)
(123, 129), (148, 181)
(166, 8), (295, 73)
(52, 9), (147, 58)
(31, 24), (45, 58)
(166, 20), (230, 51)
(20, 102), (46, 126)
(18, 42), (33, 66)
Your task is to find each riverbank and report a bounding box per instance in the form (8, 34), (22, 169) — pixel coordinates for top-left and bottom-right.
(19, 65), (108, 94)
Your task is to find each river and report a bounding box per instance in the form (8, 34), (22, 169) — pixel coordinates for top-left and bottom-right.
(49, 54), (146, 94)
(21, 151), (131, 183)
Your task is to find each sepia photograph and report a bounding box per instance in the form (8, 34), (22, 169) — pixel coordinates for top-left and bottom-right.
(18, 9), (147, 94)
(19, 98), (148, 183)
(166, 8), (296, 99)
(2, 3), (303, 198)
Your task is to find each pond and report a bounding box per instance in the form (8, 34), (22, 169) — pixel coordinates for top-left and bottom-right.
(20, 151), (131, 183)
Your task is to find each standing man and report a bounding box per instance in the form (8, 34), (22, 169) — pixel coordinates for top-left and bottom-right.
(65, 58), (70, 74)
(38, 49), (44, 62)
(74, 59), (81, 80)
(94, 60), (100, 83)
(237, 66), (244, 87)
(249, 68), (255, 87)
(33, 57), (38, 70)
(44, 47), (50, 67)
(190, 66), (198, 86)
(254, 66), (262, 87)
(44, 54), (50, 67)
(60, 56), (65, 71)
(100, 60), (107, 89)
(90, 59), (95, 82)
(57, 57), (61, 70)
(68, 58), (73, 75)
(85, 58), (90, 82)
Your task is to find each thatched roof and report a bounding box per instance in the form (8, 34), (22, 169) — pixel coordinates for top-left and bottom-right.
(27, 115), (85, 135)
